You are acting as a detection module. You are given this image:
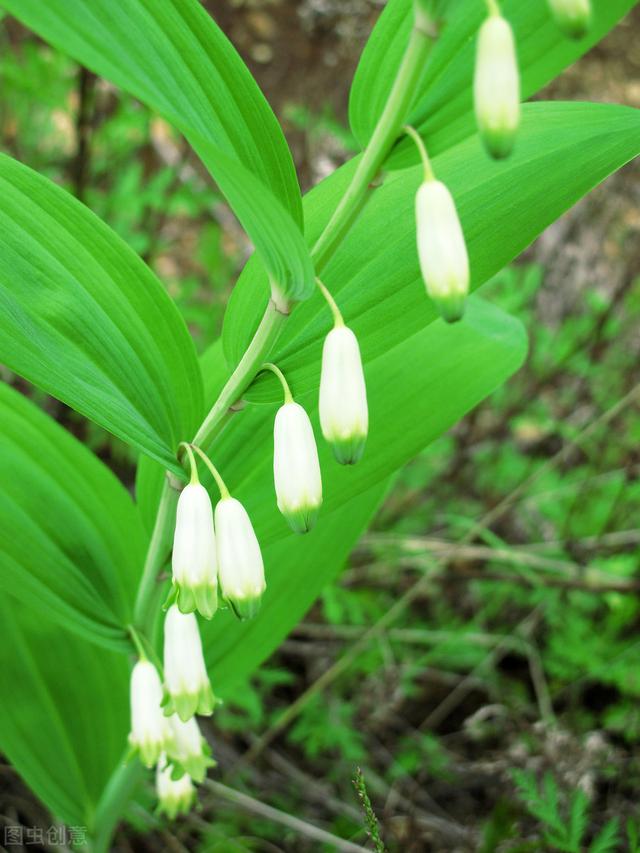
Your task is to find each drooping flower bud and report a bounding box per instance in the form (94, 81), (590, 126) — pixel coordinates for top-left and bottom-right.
(547, 0), (591, 38)
(415, 179), (470, 322)
(319, 325), (368, 465)
(128, 660), (173, 768)
(474, 12), (520, 159)
(170, 482), (218, 619)
(156, 755), (195, 820)
(273, 401), (323, 533)
(162, 605), (216, 722)
(167, 715), (216, 783)
(215, 497), (266, 619)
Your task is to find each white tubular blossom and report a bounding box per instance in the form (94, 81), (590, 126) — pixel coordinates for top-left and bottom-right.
(163, 605), (216, 722)
(128, 660), (173, 768)
(167, 715), (215, 783)
(273, 401), (323, 533)
(547, 0), (591, 38)
(170, 482), (218, 619)
(215, 497), (266, 620)
(156, 755), (195, 820)
(319, 325), (368, 465)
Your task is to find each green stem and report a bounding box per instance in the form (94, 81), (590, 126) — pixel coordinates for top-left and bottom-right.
(261, 362), (293, 403)
(315, 278), (344, 327)
(310, 17), (435, 272)
(132, 477), (179, 634)
(92, 759), (143, 853)
(190, 443), (230, 499)
(192, 298), (289, 450)
(485, 0), (501, 16)
(178, 441), (199, 484)
(403, 124), (435, 181)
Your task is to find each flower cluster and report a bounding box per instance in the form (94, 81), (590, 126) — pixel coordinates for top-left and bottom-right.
(127, 0), (592, 820)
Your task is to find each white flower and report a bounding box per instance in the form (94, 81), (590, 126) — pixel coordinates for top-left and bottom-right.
(170, 482), (218, 619)
(156, 754), (195, 820)
(273, 401), (323, 533)
(474, 13), (520, 159)
(547, 0), (591, 38)
(215, 497), (265, 619)
(128, 660), (173, 768)
(163, 605), (216, 721)
(319, 325), (368, 465)
(415, 179), (469, 323)
(168, 715), (215, 783)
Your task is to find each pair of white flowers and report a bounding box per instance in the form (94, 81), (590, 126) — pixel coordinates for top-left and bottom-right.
(129, 606), (216, 816)
(273, 321), (368, 533)
(414, 0), (591, 324)
(172, 478), (265, 621)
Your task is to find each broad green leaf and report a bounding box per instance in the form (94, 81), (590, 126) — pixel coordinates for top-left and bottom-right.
(223, 102), (640, 385)
(138, 298), (527, 686)
(0, 154), (202, 469)
(2, 0), (315, 301)
(0, 382), (146, 650)
(0, 597), (130, 829)
(348, 0), (638, 162)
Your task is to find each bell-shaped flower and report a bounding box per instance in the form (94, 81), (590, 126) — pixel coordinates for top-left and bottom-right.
(273, 401), (323, 533)
(547, 0), (591, 38)
(319, 325), (368, 465)
(156, 755), (195, 820)
(416, 179), (469, 323)
(167, 715), (216, 783)
(162, 605), (216, 722)
(128, 660), (173, 768)
(215, 497), (266, 619)
(474, 12), (520, 159)
(170, 482), (218, 619)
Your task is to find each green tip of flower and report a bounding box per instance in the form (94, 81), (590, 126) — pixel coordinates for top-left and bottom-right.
(168, 582), (217, 620)
(283, 503), (321, 535)
(330, 434), (367, 466)
(177, 751), (217, 784)
(435, 294), (466, 324)
(157, 786), (195, 821)
(556, 17), (590, 38)
(481, 127), (517, 160)
(164, 683), (217, 722)
(227, 593), (263, 621)
(129, 737), (164, 769)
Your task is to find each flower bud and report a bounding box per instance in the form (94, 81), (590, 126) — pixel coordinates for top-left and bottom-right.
(273, 401), (323, 533)
(156, 755), (195, 820)
(170, 482), (218, 619)
(162, 605), (216, 722)
(168, 715), (215, 783)
(474, 13), (520, 159)
(319, 325), (368, 465)
(215, 497), (266, 619)
(128, 660), (173, 768)
(415, 179), (469, 323)
(547, 0), (591, 38)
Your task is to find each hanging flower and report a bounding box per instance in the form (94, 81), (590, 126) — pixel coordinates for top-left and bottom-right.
(170, 482), (218, 620)
(128, 660), (173, 768)
(415, 178), (470, 322)
(319, 324), (368, 465)
(162, 605), (216, 721)
(215, 497), (266, 619)
(156, 755), (195, 820)
(167, 715), (215, 784)
(474, 10), (520, 159)
(547, 0), (591, 38)
(273, 401), (323, 533)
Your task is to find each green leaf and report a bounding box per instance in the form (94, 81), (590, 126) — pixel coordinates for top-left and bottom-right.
(349, 0), (637, 161)
(0, 596), (131, 829)
(0, 154), (202, 469)
(2, 0), (315, 300)
(223, 102), (640, 386)
(0, 382), (146, 650)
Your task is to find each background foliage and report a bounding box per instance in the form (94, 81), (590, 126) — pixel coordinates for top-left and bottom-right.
(0, 1), (639, 851)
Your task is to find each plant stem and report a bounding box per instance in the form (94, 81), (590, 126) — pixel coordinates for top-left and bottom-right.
(311, 18), (435, 272)
(261, 362), (293, 403)
(92, 759), (142, 853)
(316, 278), (344, 327)
(192, 298), (289, 450)
(190, 443), (230, 499)
(132, 477), (178, 634)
